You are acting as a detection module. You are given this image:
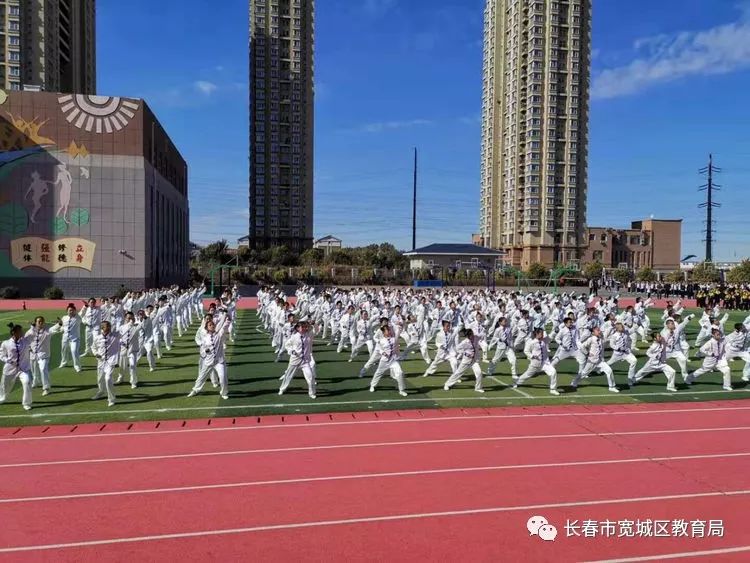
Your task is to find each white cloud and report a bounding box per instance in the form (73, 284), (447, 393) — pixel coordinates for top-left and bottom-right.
(359, 119), (433, 133)
(194, 80), (219, 95)
(592, 9), (750, 100)
(458, 114), (481, 125)
(363, 0), (397, 17)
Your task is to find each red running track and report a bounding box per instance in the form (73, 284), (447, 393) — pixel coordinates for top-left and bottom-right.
(1, 401), (749, 562)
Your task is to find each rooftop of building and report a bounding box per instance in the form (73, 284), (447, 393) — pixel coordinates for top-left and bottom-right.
(404, 244), (505, 256)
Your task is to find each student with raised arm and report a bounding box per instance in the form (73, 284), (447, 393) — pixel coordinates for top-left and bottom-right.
(686, 328), (733, 391)
(188, 315), (231, 400)
(630, 332), (677, 392)
(117, 312), (143, 389)
(26, 316), (62, 395)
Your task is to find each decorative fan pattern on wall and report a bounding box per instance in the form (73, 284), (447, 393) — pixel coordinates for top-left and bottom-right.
(58, 95), (139, 133)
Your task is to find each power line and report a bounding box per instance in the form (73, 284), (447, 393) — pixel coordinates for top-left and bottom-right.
(698, 154), (721, 262)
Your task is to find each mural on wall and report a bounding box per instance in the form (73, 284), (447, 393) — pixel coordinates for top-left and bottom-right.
(11, 237), (95, 272)
(59, 95), (139, 133)
(0, 89), (142, 278)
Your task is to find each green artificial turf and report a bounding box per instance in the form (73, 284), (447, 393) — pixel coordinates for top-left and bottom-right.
(0, 307), (748, 427)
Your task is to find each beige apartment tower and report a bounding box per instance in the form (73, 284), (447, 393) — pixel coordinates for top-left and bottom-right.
(0, 0), (96, 93)
(249, 0), (314, 251)
(480, 0), (591, 269)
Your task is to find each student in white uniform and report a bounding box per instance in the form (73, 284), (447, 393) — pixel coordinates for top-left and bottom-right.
(369, 325), (408, 396)
(573, 327), (619, 392)
(514, 328), (560, 395)
(0, 323), (34, 410)
(336, 305), (356, 354)
(551, 317), (585, 374)
(279, 321), (317, 399)
(26, 316), (62, 395)
(92, 321), (120, 407)
(662, 317), (692, 382)
(116, 312), (143, 389)
(607, 322), (637, 382)
(423, 320), (458, 377)
(443, 328), (485, 393)
(136, 309), (156, 372)
(188, 316), (231, 400)
(349, 310), (374, 362)
(486, 317), (517, 378)
(359, 318), (389, 378)
(58, 303), (83, 373)
(80, 298), (103, 356)
(686, 329), (733, 391)
(630, 332), (677, 392)
(725, 323), (750, 382)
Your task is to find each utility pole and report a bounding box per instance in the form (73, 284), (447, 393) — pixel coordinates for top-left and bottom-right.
(699, 154), (721, 262)
(412, 147), (417, 251)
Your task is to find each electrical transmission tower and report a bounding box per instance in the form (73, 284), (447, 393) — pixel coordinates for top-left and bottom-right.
(699, 154), (721, 263)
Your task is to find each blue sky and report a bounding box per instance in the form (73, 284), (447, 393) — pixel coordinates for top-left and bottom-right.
(98, 0), (750, 261)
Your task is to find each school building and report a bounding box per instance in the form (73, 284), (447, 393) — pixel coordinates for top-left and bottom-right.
(580, 219), (682, 273)
(0, 89), (189, 296)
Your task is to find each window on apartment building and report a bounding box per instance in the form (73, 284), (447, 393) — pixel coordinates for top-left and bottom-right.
(9, 37), (20, 45)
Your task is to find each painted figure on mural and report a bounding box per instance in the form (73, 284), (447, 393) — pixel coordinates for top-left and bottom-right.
(54, 163), (73, 223)
(24, 171), (50, 224)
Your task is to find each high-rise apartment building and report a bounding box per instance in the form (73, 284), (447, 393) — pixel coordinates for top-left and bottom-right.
(249, 0), (314, 251)
(479, 0), (590, 269)
(0, 0), (96, 93)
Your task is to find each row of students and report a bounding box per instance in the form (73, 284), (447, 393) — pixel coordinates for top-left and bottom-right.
(258, 286), (750, 398)
(0, 284), (210, 411)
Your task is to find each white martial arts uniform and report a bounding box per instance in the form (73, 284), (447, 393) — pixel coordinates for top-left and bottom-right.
(487, 325), (517, 378)
(92, 331), (120, 406)
(370, 335), (407, 396)
(725, 329), (750, 382)
(573, 335), (618, 391)
(0, 336), (34, 410)
(443, 336), (484, 392)
(515, 337), (559, 395)
(59, 313), (83, 372)
(81, 305), (103, 356)
(190, 322), (231, 399)
(26, 324), (62, 393)
(631, 341), (677, 391)
(607, 330), (637, 381)
(279, 331), (317, 398)
(117, 322), (143, 388)
(687, 338), (732, 391)
(423, 326), (458, 376)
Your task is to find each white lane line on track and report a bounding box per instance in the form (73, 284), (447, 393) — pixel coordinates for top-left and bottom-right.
(3, 426), (750, 469)
(2, 451), (748, 504)
(2, 489), (749, 553)
(583, 545), (750, 562)
(4, 404), (750, 442)
(1, 388), (747, 421)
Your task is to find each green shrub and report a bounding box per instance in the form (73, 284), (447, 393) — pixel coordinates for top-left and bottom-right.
(43, 286), (64, 299)
(0, 286), (20, 299)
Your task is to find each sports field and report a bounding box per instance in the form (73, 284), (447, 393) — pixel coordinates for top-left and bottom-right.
(0, 306), (748, 428)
